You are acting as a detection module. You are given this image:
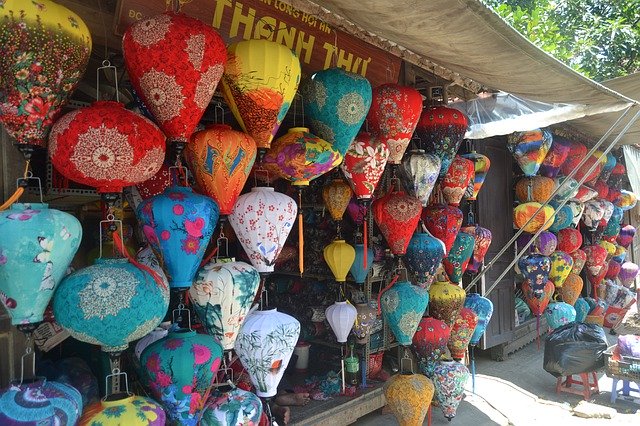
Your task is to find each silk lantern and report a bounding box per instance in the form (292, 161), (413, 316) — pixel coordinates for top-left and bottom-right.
(380, 280), (430, 345)
(422, 204), (464, 254)
(605, 259), (622, 279)
(599, 240), (616, 258)
(413, 317), (451, 377)
(574, 150), (607, 183)
(201, 388), (262, 426)
(49, 101), (166, 198)
(432, 360), (469, 421)
(0, 379), (82, 425)
(583, 245), (608, 275)
(600, 153), (617, 182)
(447, 307), (478, 360)
(545, 302), (576, 330)
(80, 395), (165, 426)
(614, 190), (638, 211)
(443, 232), (475, 283)
(123, 12), (226, 149)
(618, 225), (636, 248)
(346, 197), (367, 225)
(464, 293), (493, 346)
(350, 244), (374, 284)
(507, 129), (552, 176)
(372, 190), (422, 255)
(461, 152), (491, 200)
(416, 105), (469, 178)
(461, 225), (492, 274)
(53, 258), (169, 353)
(137, 186), (219, 288)
(586, 263), (608, 290)
(619, 262), (639, 287)
(341, 132), (390, 201)
(522, 280), (554, 342)
(353, 302), (377, 344)
(187, 124), (257, 216)
(228, 187), (297, 274)
(582, 199), (605, 230)
(322, 178), (353, 221)
(540, 135), (571, 178)
(385, 373), (434, 426)
(574, 298), (590, 322)
(575, 185), (599, 203)
(515, 176), (554, 203)
(557, 228), (582, 253)
(367, 83), (423, 164)
(559, 273), (583, 305)
(324, 239), (356, 282)
(0, 204), (81, 332)
(549, 205), (574, 233)
(561, 141), (588, 176)
(517, 254), (551, 289)
(517, 231), (557, 256)
(189, 259), (260, 351)
(551, 176), (580, 204)
(441, 155), (475, 206)
(405, 231), (446, 288)
(234, 308), (300, 397)
(303, 67), (372, 155)
(398, 150), (441, 206)
(325, 301), (357, 343)
(428, 281), (466, 327)
(613, 245), (627, 263)
(513, 202), (555, 233)
(570, 249), (587, 274)
(0, 0), (91, 153)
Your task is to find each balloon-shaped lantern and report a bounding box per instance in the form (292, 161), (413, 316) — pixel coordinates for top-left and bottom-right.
(513, 202), (555, 233)
(189, 259), (260, 350)
(372, 189), (422, 256)
(515, 176), (554, 203)
(549, 251), (573, 288)
(303, 67), (372, 155)
(322, 178), (353, 221)
(549, 205), (574, 232)
(583, 245), (608, 275)
(575, 185), (599, 203)
(341, 132), (390, 201)
(557, 228), (582, 253)
(618, 225), (636, 248)
(405, 231), (446, 289)
(574, 150), (607, 183)
(350, 244), (374, 284)
(432, 360), (469, 421)
(0, 379), (82, 425)
(441, 155), (475, 206)
(380, 281), (430, 345)
(619, 262), (639, 288)
(398, 150), (441, 207)
(123, 12), (227, 152)
(507, 129), (552, 176)
(428, 281), (466, 327)
(413, 317), (451, 377)
(574, 298), (590, 322)
(384, 373), (434, 426)
(551, 176), (580, 204)
(544, 302), (576, 330)
(324, 239), (356, 282)
(229, 187), (297, 274)
(201, 388), (262, 426)
(325, 301), (357, 343)
(0, 204), (81, 332)
(614, 190), (638, 211)
(461, 225), (492, 274)
(517, 254), (551, 291)
(540, 135), (571, 178)
(613, 245), (627, 264)
(137, 186), (219, 288)
(464, 294), (494, 346)
(443, 232), (475, 283)
(422, 204), (464, 255)
(187, 124), (257, 216)
(517, 230), (557, 256)
(605, 259), (622, 279)
(80, 394), (165, 426)
(559, 273), (583, 306)
(367, 83), (423, 164)
(462, 152), (491, 201)
(592, 180), (610, 199)
(0, 0), (92, 155)
(447, 307), (478, 360)
(522, 279), (554, 342)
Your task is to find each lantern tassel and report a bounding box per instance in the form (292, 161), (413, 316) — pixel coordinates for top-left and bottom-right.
(113, 232), (167, 290)
(0, 187), (24, 211)
(376, 274), (399, 315)
(363, 218), (368, 269)
(298, 191), (304, 275)
(471, 346), (476, 393)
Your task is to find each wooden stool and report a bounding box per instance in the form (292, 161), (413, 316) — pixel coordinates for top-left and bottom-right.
(610, 379), (640, 404)
(555, 372), (599, 400)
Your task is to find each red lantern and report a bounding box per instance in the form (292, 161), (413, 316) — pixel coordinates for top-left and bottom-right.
(135, 163), (172, 200)
(560, 141), (587, 177)
(341, 132), (389, 201)
(556, 228), (582, 254)
(367, 84), (423, 164)
(448, 307), (479, 360)
(605, 260), (621, 279)
(570, 249), (587, 275)
(422, 204), (463, 255)
(583, 245), (608, 275)
(372, 189), (422, 256)
(442, 155), (474, 206)
(122, 12), (227, 149)
(591, 180), (610, 199)
(412, 317), (450, 374)
(587, 262), (609, 289)
(48, 101), (165, 197)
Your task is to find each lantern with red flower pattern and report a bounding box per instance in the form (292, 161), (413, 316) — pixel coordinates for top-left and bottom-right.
(442, 156), (475, 206)
(447, 307), (478, 361)
(422, 204), (464, 255)
(372, 188), (422, 256)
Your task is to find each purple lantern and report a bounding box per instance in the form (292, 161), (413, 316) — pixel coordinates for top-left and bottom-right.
(540, 135), (571, 178)
(619, 262), (639, 288)
(617, 225), (636, 248)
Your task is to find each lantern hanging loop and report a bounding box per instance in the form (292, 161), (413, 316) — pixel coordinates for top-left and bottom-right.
(104, 368), (131, 397)
(0, 160), (34, 211)
(213, 101), (225, 124)
(292, 92), (305, 128)
(96, 60), (119, 102)
(99, 215), (124, 259)
(172, 302), (192, 330)
(16, 171), (44, 204)
(400, 347), (414, 374)
(168, 165), (190, 186)
(19, 336), (35, 385)
(216, 232), (229, 259)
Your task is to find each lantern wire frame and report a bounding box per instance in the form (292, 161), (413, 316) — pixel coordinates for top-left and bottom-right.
(19, 336), (36, 385)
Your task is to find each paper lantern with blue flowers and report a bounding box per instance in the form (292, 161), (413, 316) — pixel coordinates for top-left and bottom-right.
(544, 302), (576, 330)
(405, 231), (446, 289)
(381, 280), (430, 345)
(507, 129), (552, 177)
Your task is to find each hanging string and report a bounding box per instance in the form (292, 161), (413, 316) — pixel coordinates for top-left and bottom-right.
(298, 190), (304, 275)
(376, 274), (399, 315)
(0, 159), (30, 211)
(362, 211), (368, 269)
(471, 346), (476, 393)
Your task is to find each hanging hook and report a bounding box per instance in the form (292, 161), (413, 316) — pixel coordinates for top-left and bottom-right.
(16, 171), (43, 204)
(96, 60), (119, 102)
(19, 335), (35, 385)
(99, 213), (124, 259)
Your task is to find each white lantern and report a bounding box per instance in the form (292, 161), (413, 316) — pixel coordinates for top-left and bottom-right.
(228, 187), (297, 274)
(325, 301), (357, 343)
(234, 308), (300, 397)
(134, 327), (168, 359)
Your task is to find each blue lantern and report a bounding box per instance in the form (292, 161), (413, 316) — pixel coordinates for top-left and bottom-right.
(464, 293), (494, 346)
(549, 205), (573, 232)
(380, 280), (430, 345)
(350, 244), (374, 284)
(544, 302), (576, 330)
(0, 203), (81, 331)
(53, 258), (169, 353)
(137, 186), (219, 289)
(600, 153), (617, 182)
(303, 67), (372, 156)
(517, 254), (551, 290)
(405, 232), (446, 289)
(574, 298), (590, 323)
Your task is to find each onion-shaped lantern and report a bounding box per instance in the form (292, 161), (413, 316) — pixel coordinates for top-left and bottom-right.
(557, 228), (582, 253)
(517, 230), (557, 256)
(0, 379), (82, 425)
(413, 317), (451, 377)
(201, 388), (262, 426)
(405, 231), (446, 289)
(380, 281), (430, 345)
(422, 204), (464, 255)
(322, 178), (353, 221)
(80, 394), (165, 425)
(513, 202), (555, 233)
(586, 263), (609, 290)
(461, 225), (492, 274)
(522, 280), (554, 317)
(619, 262), (639, 287)
(461, 152), (491, 201)
(340, 132), (389, 201)
(324, 239), (356, 282)
(325, 301), (357, 343)
(605, 259), (622, 279)
(549, 251), (573, 288)
(384, 373), (434, 426)
(372, 190), (422, 256)
(544, 302), (576, 330)
(507, 129), (552, 177)
(447, 307), (478, 360)
(515, 176), (554, 203)
(398, 150), (441, 207)
(428, 281), (465, 327)
(441, 155), (475, 206)
(464, 293), (494, 346)
(540, 135), (571, 178)
(559, 273), (583, 305)
(443, 232), (475, 284)
(583, 245), (608, 275)
(432, 360), (469, 421)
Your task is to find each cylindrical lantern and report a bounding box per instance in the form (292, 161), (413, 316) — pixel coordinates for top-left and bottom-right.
(507, 129), (552, 177)
(80, 394), (165, 425)
(384, 373), (434, 426)
(325, 301), (357, 343)
(559, 273), (583, 306)
(340, 132), (389, 201)
(428, 281), (466, 327)
(0, 379), (82, 425)
(324, 240), (356, 282)
(443, 232), (475, 283)
(350, 244), (374, 284)
(515, 176), (554, 203)
(464, 293), (494, 346)
(201, 388), (262, 426)
(422, 204), (464, 255)
(441, 155), (475, 206)
(513, 202), (555, 233)
(461, 152), (491, 201)
(413, 317), (451, 377)
(549, 251), (573, 288)
(544, 302), (576, 330)
(380, 281), (430, 345)
(398, 150), (441, 207)
(557, 228), (582, 254)
(322, 178), (353, 221)
(405, 231), (446, 289)
(372, 190), (422, 256)
(448, 307), (479, 360)
(432, 360), (469, 421)
(540, 135), (571, 178)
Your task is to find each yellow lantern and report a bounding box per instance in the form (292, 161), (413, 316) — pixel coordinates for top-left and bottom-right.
(599, 240), (616, 258)
(515, 176), (555, 203)
(514, 202), (555, 233)
(322, 178), (353, 221)
(428, 281), (466, 327)
(384, 373), (434, 426)
(323, 240), (356, 282)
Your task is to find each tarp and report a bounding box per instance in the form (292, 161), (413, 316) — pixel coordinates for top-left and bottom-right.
(623, 145), (640, 196)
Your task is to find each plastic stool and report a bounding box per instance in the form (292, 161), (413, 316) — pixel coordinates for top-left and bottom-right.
(555, 372), (600, 400)
(610, 379), (640, 404)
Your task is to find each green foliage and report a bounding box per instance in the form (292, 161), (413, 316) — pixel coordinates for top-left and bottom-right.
(483, 0), (640, 81)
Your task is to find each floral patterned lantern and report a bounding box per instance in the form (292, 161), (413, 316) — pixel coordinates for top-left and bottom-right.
(187, 124), (257, 216)
(428, 281), (466, 327)
(517, 254), (551, 291)
(586, 263), (609, 291)
(560, 141), (588, 176)
(325, 301), (357, 343)
(447, 307), (478, 360)
(559, 273), (583, 306)
(367, 83), (423, 164)
(557, 228), (582, 253)
(416, 105), (469, 178)
(372, 190), (422, 256)
(341, 132), (390, 201)
(442, 155), (475, 206)
(189, 259), (260, 351)
(0, 204), (81, 332)
(551, 176), (580, 204)
(381, 280), (430, 345)
(384, 373), (434, 426)
(398, 150), (441, 206)
(574, 185), (599, 203)
(53, 258), (169, 353)
(201, 388), (262, 426)
(123, 12), (227, 151)
(570, 249), (587, 274)
(507, 129), (552, 177)
(549, 205), (574, 233)
(518, 231), (557, 256)
(464, 293), (494, 346)
(617, 225), (636, 248)
(80, 394), (165, 426)
(135, 163), (172, 200)
(141, 330), (223, 424)
(303, 67), (372, 156)
(619, 262), (639, 288)
(583, 245), (608, 275)
(228, 187), (297, 274)
(592, 180), (610, 199)
(574, 150), (607, 183)
(540, 135), (571, 178)
(432, 360), (469, 421)
(49, 101), (166, 198)
(443, 232), (475, 284)
(574, 298), (590, 322)
(405, 231), (446, 289)
(221, 39), (300, 151)
(353, 302), (377, 344)
(350, 244), (374, 284)
(600, 153), (617, 182)
(137, 186), (219, 288)
(322, 178), (353, 221)
(515, 176), (555, 203)
(422, 204), (464, 255)
(0, 379), (82, 425)
(608, 163), (627, 190)
(544, 302), (576, 330)
(461, 152), (491, 201)
(513, 202), (555, 233)
(614, 190), (638, 211)
(605, 259), (622, 279)
(521, 280), (554, 318)
(413, 317), (450, 377)
(0, 0), (91, 154)
(461, 225), (492, 274)
(234, 308), (300, 397)
(567, 200), (585, 228)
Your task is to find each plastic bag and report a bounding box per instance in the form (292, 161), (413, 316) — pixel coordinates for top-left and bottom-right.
(543, 322), (608, 377)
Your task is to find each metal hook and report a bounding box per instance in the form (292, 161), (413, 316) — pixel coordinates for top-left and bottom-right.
(216, 234), (229, 260)
(400, 347), (414, 374)
(172, 303), (192, 330)
(105, 367), (130, 397)
(96, 60), (120, 102)
(99, 214), (124, 259)
(168, 165), (190, 187)
(214, 101), (225, 125)
(19, 336), (35, 385)
(17, 171), (43, 203)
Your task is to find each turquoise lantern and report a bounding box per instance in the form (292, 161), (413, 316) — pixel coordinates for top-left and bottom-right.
(464, 293), (494, 346)
(0, 203), (81, 332)
(574, 298), (590, 322)
(137, 186), (219, 289)
(350, 244), (374, 284)
(549, 204), (573, 232)
(405, 231), (446, 289)
(443, 232), (475, 284)
(52, 258), (169, 353)
(544, 302), (576, 330)
(380, 280), (430, 345)
(302, 67), (372, 156)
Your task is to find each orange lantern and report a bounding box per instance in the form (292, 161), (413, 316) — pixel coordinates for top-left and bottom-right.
(322, 178), (353, 221)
